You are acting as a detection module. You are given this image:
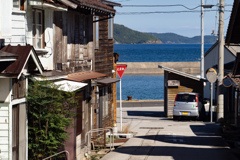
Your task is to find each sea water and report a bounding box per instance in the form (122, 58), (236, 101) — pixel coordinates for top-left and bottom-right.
(115, 43), (213, 100)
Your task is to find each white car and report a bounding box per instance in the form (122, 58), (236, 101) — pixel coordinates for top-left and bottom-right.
(173, 92), (204, 120)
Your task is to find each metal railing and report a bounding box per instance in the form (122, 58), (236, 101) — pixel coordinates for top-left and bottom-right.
(85, 127), (114, 153)
(42, 150), (69, 160)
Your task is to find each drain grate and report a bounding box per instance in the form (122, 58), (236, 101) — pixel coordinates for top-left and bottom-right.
(139, 127), (164, 129)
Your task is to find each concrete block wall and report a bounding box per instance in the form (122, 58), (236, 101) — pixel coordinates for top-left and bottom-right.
(117, 62), (200, 75)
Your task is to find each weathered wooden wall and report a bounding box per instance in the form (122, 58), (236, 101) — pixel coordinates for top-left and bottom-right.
(95, 16), (114, 76)
(94, 16), (114, 129)
(165, 71), (203, 118)
(12, 78), (26, 100)
(53, 11), (93, 73)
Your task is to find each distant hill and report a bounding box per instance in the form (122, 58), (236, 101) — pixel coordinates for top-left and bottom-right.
(113, 24), (218, 44)
(150, 32), (218, 44)
(114, 24), (162, 44)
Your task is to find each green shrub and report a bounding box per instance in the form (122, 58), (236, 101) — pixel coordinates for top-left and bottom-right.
(27, 79), (78, 160)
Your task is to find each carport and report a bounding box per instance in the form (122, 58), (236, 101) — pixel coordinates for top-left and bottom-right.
(159, 65), (205, 118)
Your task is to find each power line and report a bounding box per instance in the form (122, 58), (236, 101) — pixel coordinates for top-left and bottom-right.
(120, 4), (232, 9)
(116, 10), (232, 15)
(121, 4), (202, 10)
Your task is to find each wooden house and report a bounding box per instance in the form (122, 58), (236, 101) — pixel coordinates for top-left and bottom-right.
(223, 0), (240, 127)
(226, 60), (240, 127)
(0, 1), (45, 160)
(0, 45), (43, 160)
(159, 65), (204, 118)
(0, 0), (120, 159)
(27, 0), (120, 159)
(204, 42), (240, 101)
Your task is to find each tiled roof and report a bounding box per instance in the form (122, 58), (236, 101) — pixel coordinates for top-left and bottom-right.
(43, 0), (116, 14)
(72, 0), (115, 13)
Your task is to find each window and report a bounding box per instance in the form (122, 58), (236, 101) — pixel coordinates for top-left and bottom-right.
(108, 16), (113, 39)
(13, 0), (25, 10)
(32, 9), (44, 49)
(94, 16), (99, 49)
(102, 86), (109, 118)
(176, 94), (196, 102)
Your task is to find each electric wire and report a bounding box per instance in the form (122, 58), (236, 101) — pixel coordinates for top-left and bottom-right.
(116, 2), (232, 15)
(121, 4), (202, 10)
(116, 10), (232, 15)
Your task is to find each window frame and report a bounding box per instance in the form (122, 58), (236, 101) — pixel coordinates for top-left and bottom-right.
(32, 8), (44, 49)
(94, 16), (99, 49)
(13, 0), (25, 10)
(108, 16), (113, 39)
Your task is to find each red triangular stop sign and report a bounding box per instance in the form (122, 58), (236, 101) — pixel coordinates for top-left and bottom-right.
(116, 65), (127, 79)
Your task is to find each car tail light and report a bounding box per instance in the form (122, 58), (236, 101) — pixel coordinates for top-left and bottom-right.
(195, 95), (198, 107)
(174, 94), (177, 107)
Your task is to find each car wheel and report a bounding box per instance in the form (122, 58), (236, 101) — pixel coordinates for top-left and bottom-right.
(173, 116), (178, 121)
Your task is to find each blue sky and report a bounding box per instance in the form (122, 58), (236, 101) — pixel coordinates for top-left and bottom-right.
(112, 0), (234, 37)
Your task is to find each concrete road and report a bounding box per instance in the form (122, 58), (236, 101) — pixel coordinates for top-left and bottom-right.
(101, 103), (237, 160)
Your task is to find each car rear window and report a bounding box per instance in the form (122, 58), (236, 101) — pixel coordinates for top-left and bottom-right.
(176, 94), (196, 102)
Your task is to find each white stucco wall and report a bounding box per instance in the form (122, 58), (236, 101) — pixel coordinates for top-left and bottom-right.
(42, 9), (54, 70)
(26, 7), (54, 70)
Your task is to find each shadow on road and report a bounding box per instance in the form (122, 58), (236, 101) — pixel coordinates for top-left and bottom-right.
(134, 123), (224, 147)
(135, 134), (225, 147)
(190, 123), (221, 136)
(127, 111), (164, 117)
(111, 146), (232, 160)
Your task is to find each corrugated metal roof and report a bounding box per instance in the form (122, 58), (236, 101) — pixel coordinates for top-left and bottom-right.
(65, 71), (107, 82)
(0, 45), (43, 76)
(97, 77), (119, 84)
(158, 65), (206, 82)
(54, 80), (87, 92)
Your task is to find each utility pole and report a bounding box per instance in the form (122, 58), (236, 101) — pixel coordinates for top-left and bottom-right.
(200, 2), (214, 78)
(201, 0), (204, 78)
(217, 0), (224, 121)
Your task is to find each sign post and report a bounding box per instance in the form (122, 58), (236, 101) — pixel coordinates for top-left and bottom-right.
(206, 68), (217, 122)
(116, 65), (127, 132)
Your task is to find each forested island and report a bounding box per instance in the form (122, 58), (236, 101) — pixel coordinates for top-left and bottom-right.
(114, 24), (218, 44)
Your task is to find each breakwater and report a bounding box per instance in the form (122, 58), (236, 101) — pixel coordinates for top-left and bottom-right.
(117, 62), (200, 75)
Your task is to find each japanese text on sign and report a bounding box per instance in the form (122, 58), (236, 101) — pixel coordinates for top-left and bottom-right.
(116, 65), (127, 79)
